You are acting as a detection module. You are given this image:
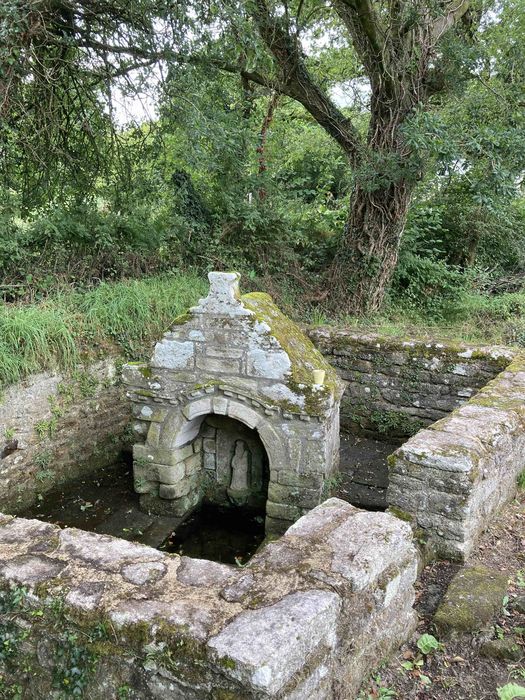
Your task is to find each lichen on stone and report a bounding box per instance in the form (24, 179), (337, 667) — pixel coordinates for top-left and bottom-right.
(242, 292), (342, 414)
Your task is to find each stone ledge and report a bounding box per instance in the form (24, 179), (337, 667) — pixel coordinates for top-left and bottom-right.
(388, 355), (525, 560)
(0, 498), (418, 699)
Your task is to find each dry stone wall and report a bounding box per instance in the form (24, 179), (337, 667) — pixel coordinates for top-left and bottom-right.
(0, 361), (130, 512)
(1, 318), (522, 568)
(308, 328), (514, 440)
(0, 498), (418, 699)
(388, 355), (525, 560)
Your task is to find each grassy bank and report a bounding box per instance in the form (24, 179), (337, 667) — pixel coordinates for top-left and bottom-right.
(0, 273), (207, 388)
(304, 292), (525, 347)
(2, 270), (525, 390)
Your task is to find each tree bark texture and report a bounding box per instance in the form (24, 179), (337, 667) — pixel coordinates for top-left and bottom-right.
(330, 178), (413, 314)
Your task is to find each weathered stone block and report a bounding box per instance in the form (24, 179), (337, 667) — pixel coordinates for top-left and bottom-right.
(266, 501), (301, 522)
(131, 421), (148, 438)
(268, 483), (321, 509)
(196, 355), (242, 374)
(151, 339), (195, 370)
(173, 443), (194, 461)
(395, 429), (486, 473)
(434, 566), (508, 635)
(159, 479), (191, 499)
(246, 348), (291, 379)
(132, 444), (154, 463)
(157, 463), (185, 485)
(182, 398), (213, 420)
(133, 461), (159, 482)
(226, 401), (262, 428)
(133, 478), (157, 494)
(184, 453), (201, 476)
(276, 471), (323, 489)
(145, 422), (161, 447)
(208, 590), (340, 695)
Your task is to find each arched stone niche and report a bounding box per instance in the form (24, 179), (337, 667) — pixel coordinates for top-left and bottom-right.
(123, 272), (345, 535)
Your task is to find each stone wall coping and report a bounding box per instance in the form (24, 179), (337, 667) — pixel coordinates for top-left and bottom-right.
(307, 326), (518, 365)
(0, 498), (417, 697)
(388, 354), (525, 559)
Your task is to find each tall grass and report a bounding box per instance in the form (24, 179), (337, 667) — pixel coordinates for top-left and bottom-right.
(0, 272), (207, 388)
(305, 289), (525, 346)
(1, 270), (524, 390)
(77, 272), (207, 354)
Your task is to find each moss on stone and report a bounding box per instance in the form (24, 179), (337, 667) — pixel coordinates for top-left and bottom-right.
(217, 655), (237, 670)
(386, 454), (397, 469)
(192, 380), (221, 391)
(434, 566), (508, 635)
(135, 389), (154, 398)
(242, 292), (341, 414)
(171, 311), (193, 326)
(480, 636), (522, 661)
(323, 329), (516, 370)
(387, 506), (414, 523)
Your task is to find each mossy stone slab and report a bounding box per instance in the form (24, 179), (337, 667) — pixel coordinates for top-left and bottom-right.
(480, 637), (522, 661)
(434, 566), (508, 635)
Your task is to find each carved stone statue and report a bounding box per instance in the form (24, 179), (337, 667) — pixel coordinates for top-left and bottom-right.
(227, 440), (251, 506)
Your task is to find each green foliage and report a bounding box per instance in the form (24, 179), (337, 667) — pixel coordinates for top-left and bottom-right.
(53, 631), (97, 696)
(34, 451), (52, 471)
(497, 683), (525, 700)
(391, 253), (466, 318)
(370, 410), (423, 438)
(0, 273), (206, 388)
(35, 417), (58, 440)
(0, 204), (180, 297)
(0, 585), (116, 697)
(77, 273), (207, 356)
(0, 586), (29, 695)
(416, 634), (443, 655)
(0, 0), (524, 335)
(322, 472), (344, 499)
(0, 303), (78, 384)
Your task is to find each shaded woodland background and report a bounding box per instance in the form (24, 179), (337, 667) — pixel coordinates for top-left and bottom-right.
(1, 0), (525, 363)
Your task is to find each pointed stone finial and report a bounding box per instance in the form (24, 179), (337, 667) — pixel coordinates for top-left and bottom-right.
(208, 271), (241, 302)
(193, 271), (251, 316)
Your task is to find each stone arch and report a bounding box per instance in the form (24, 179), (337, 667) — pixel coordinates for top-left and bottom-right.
(154, 395), (286, 473)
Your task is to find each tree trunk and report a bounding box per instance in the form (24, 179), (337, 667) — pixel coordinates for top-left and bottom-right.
(256, 91), (279, 200)
(329, 177), (413, 315)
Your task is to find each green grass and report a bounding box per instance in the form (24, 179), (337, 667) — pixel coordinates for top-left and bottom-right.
(303, 290), (525, 346)
(2, 269), (525, 391)
(0, 272), (207, 388)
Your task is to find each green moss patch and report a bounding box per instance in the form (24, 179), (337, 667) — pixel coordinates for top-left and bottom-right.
(242, 292), (341, 414)
(434, 566), (508, 635)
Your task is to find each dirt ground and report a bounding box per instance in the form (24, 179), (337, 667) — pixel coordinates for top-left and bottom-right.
(358, 488), (525, 700)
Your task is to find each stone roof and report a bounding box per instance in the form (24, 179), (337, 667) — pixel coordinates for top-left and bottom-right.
(149, 271), (344, 416)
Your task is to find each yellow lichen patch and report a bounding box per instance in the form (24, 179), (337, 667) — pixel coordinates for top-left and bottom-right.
(242, 292), (342, 414)
(171, 311), (193, 326)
